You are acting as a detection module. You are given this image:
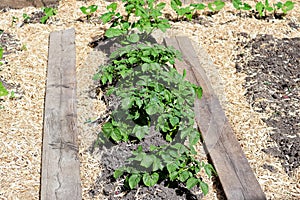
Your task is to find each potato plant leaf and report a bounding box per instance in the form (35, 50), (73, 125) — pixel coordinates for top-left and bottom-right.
(200, 181), (209, 195)
(186, 177), (199, 189)
(143, 172), (159, 187)
(128, 174), (141, 189)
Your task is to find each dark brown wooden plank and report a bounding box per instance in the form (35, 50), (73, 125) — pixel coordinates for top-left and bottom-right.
(41, 28), (82, 200)
(164, 36), (266, 200)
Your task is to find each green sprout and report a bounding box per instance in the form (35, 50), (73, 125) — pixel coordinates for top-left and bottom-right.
(80, 5), (98, 20)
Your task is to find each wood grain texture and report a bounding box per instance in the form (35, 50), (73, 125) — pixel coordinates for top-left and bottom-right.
(164, 36), (266, 200)
(41, 28), (82, 200)
(0, 0), (58, 9)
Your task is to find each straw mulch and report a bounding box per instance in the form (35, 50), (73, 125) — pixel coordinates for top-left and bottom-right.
(0, 0), (299, 199)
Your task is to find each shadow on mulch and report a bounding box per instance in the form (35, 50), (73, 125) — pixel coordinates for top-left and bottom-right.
(234, 33), (300, 175)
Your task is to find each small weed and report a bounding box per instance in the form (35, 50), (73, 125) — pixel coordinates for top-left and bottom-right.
(207, 0), (225, 13)
(232, 0), (252, 11)
(0, 46), (3, 66)
(171, 0), (206, 21)
(23, 13), (30, 23)
(40, 7), (57, 24)
(0, 81), (9, 97)
(11, 16), (19, 26)
(80, 5), (98, 20)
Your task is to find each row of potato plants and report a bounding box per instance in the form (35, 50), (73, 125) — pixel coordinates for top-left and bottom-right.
(79, 0), (296, 24)
(93, 0), (216, 195)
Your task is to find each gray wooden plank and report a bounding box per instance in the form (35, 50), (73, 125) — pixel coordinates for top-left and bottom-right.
(0, 0), (58, 9)
(164, 36), (266, 200)
(41, 28), (82, 200)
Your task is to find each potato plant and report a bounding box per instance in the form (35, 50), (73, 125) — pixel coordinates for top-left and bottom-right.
(94, 0), (216, 195)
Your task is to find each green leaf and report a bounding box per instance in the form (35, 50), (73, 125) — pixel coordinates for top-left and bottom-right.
(157, 22), (171, 32)
(194, 86), (203, 99)
(180, 127), (192, 140)
(200, 181), (209, 195)
(89, 5), (98, 12)
(167, 163), (178, 173)
(133, 125), (149, 141)
(189, 130), (200, 146)
(204, 163), (216, 178)
(111, 128), (122, 142)
(121, 97), (133, 109)
(141, 56), (152, 63)
(208, 0), (225, 12)
(127, 33), (140, 43)
(256, 2), (265, 17)
(40, 16), (48, 24)
(172, 143), (188, 154)
(105, 28), (124, 38)
(186, 177), (199, 189)
(169, 149), (179, 158)
(100, 12), (114, 23)
(178, 170), (190, 182)
(0, 82), (9, 97)
(282, 1), (295, 14)
(92, 73), (101, 81)
(150, 145), (158, 151)
(80, 6), (88, 13)
(0, 46), (3, 59)
(182, 69), (186, 79)
(128, 174), (141, 189)
(152, 156), (163, 171)
(114, 169), (124, 179)
(141, 154), (154, 168)
(173, 0), (182, 7)
(232, 0), (242, 10)
(156, 2), (166, 10)
(242, 3), (252, 11)
(107, 2), (117, 11)
(145, 102), (160, 115)
(169, 116), (179, 127)
(191, 3), (206, 10)
(102, 122), (114, 137)
(169, 171), (179, 181)
(161, 152), (173, 163)
(213, 0), (225, 11)
(143, 172), (159, 187)
(275, 2), (283, 9)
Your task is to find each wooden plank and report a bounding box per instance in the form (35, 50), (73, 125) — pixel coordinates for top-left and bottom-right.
(41, 28), (82, 200)
(0, 0), (58, 9)
(164, 36), (266, 200)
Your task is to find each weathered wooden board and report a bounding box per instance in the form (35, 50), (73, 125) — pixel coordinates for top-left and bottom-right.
(0, 0), (58, 9)
(164, 36), (266, 200)
(41, 28), (82, 200)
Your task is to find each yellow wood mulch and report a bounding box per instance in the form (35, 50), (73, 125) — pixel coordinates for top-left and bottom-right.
(0, 0), (299, 199)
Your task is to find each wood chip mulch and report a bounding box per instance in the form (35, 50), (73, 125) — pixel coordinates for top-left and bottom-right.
(0, 0), (299, 199)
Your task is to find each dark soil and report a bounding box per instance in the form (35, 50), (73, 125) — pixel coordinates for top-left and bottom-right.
(234, 33), (300, 174)
(0, 31), (22, 93)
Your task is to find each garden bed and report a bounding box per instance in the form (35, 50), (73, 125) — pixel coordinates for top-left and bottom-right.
(0, 0), (299, 199)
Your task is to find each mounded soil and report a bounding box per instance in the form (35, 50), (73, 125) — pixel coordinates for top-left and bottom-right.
(234, 34), (300, 174)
